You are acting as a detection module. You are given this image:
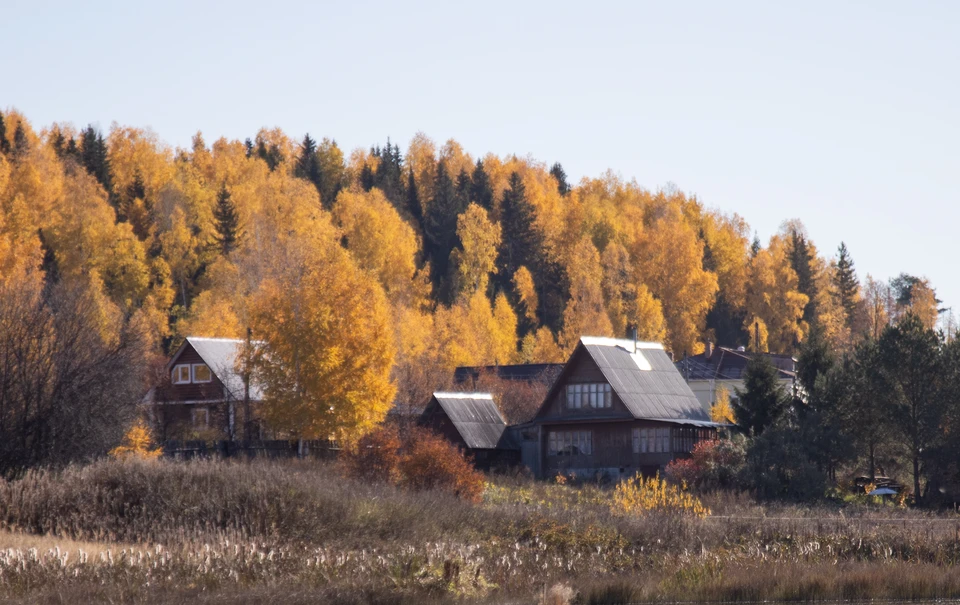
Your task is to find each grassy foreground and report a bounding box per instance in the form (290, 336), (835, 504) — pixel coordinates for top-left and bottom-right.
(1, 459), (960, 604)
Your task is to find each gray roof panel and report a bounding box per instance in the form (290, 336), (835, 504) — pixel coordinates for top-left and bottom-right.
(185, 337), (265, 401)
(432, 393), (509, 449)
(579, 339), (710, 423)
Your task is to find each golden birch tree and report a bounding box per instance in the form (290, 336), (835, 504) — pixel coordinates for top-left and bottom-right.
(248, 231), (396, 441)
(452, 202), (500, 298)
(633, 206), (718, 355)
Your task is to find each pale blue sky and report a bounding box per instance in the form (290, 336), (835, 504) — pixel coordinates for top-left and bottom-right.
(4, 1), (959, 314)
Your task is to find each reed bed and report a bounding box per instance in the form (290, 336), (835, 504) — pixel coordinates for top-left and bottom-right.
(0, 458), (958, 603)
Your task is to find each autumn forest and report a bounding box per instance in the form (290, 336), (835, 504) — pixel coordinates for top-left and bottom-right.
(0, 109), (942, 445)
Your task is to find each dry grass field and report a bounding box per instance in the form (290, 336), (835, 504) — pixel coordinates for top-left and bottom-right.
(0, 458), (959, 604)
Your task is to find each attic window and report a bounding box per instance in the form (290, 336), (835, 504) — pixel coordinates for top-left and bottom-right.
(192, 364), (212, 383)
(172, 365), (191, 385)
(565, 383), (611, 409)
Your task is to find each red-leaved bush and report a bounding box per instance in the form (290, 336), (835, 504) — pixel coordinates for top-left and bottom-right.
(665, 437), (746, 490)
(342, 427), (484, 502)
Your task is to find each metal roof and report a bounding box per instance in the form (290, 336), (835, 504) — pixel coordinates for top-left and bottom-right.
(178, 337), (265, 401)
(579, 338), (712, 423)
(430, 392), (510, 450)
(675, 347), (796, 381)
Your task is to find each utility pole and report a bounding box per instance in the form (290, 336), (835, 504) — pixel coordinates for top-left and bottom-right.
(244, 327), (253, 442)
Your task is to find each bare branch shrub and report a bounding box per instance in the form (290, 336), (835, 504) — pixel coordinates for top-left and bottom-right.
(0, 280), (148, 477)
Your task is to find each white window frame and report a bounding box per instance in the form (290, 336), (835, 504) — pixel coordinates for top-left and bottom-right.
(191, 363), (212, 383)
(191, 407), (209, 429)
(172, 364), (191, 385)
(565, 383), (613, 410)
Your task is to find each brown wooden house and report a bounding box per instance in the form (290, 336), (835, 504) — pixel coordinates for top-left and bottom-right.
(524, 336), (722, 480)
(144, 336), (263, 440)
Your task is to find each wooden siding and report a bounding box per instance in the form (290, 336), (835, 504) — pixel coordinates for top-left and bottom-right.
(159, 344), (228, 403)
(537, 349), (633, 421)
(539, 419), (715, 479)
(151, 401), (232, 440)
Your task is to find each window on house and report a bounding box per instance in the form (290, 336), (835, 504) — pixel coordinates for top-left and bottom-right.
(565, 383), (612, 409)
(632, 427), (672, 454)
(172, 364), (191, 384)
(192, 364), (212, 383)
(547, 430), (593, 456)
(673, 428), (697, 453)
(191, 407), (209, 429)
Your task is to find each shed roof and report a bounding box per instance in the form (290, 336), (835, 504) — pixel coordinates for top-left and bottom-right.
(429, 392), (511, 449)
(169, 337), (265, 401)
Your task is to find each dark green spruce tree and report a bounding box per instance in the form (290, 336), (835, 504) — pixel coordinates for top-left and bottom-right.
(51, 128), (67, 158)
(549, 162), (570, 196)
(788, 229), (818, 323)
(794, 323), (853, 481)
(423, 161), (467, 301)
(80, 126), (113, 195)
(470, 159), (494, 211)
(256, 139), (283, 171)
(294, 134), (322, 192)
(733, 356), (790, 436)
(316, 138), (345, 209)
(374, 139), (404, 207)
(405, 168), (423, 231)
(834, 242), (859, 328)
(12, 122), (29, 159)
(455, 168), (472, 206)
(213, 183), (241, 256)
(496, 172), (542, 290)
(495, 171), (569, 332)
(359, 162), (376, 191)
(0, 112), (8, 154)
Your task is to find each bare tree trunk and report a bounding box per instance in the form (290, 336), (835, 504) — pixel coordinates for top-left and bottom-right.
(913, 455), (922, 505)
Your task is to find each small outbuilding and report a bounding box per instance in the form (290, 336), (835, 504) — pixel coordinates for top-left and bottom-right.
(419, 392), (519, 469)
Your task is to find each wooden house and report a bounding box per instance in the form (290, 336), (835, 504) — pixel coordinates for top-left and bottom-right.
(144, 336), (262, 440)
(524, 336), (722, 480)
(676, 344), (796, 413)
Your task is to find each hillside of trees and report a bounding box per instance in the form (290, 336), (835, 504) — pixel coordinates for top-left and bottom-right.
(0, 110), (945, 455)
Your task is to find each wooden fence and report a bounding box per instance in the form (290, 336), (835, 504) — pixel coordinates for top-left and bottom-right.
(162, 439), (341, 460)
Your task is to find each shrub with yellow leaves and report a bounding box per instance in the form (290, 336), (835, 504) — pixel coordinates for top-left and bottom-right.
(109, 419), (162, 460)
(612, 472), (709, 518)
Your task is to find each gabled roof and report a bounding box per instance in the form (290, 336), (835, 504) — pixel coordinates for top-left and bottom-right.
(428, 392), (511, 449)
(676, 347), (796, 381)
(168, 336), (265, 401)
(537, 337), (716, 426)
